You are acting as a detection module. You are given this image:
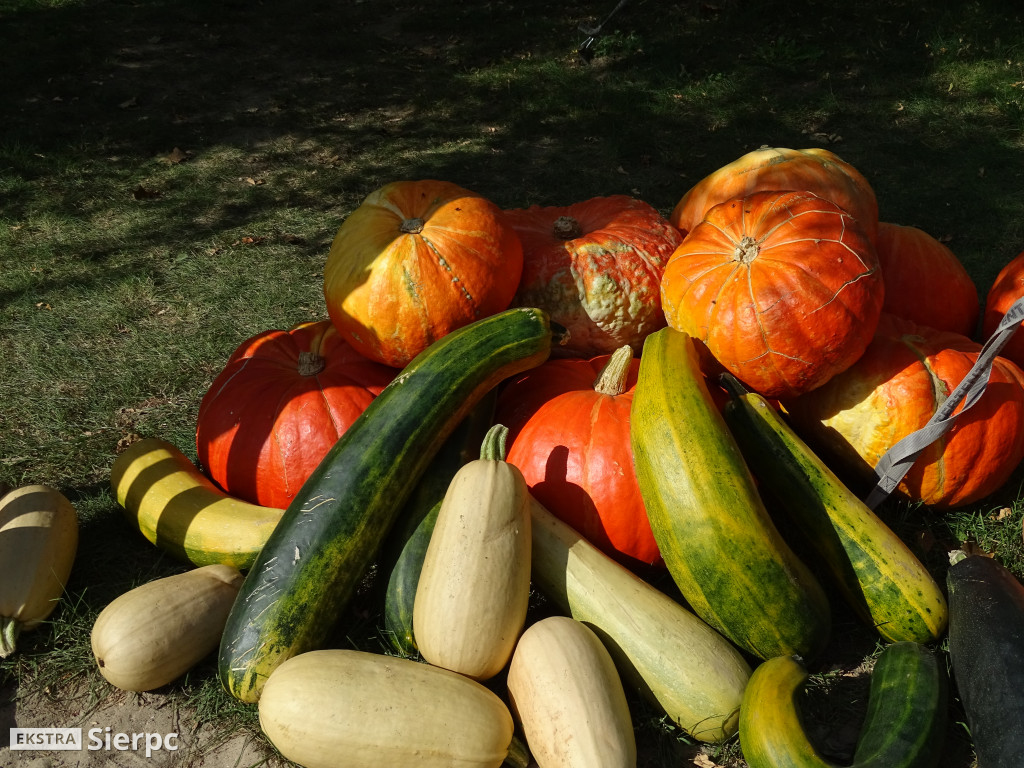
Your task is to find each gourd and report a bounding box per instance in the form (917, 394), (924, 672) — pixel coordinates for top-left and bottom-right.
(413, 424), (531, 681)
(258, 649), (515, 768)
(785, 312), (1024, 508)
(739, 641), (947, 768)
(497, 345), (660, 567)
(630, 326), (831, 661)
(195, 319), (396, 508)
(528, 496), (751, 743)
(504, 194), (683, 357)
(982, 248), (1024, 369)
(660, 189), (884, 398)
(507, 615), (636, 768)
(91, 564), (243, 691)
(110, 437), (284, 570)
(0, 485), (79, 657)
(322, 179), (523, 367)
(219, 307), (557, 703)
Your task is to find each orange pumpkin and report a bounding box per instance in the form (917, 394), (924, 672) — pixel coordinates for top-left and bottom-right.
(670, 146), (880, 244)
(983, 249), (1024, 369)
(785, 313), (1024, 509)
(504, 195), (684, 357)
(875, 222), (980, 338)
(322, 180), (523, 367)
(660, 189), (884, 398)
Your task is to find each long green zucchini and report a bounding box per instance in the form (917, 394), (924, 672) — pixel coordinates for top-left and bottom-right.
(218, 308), (558, 703)
(629, 327), (831, 661)
(739, 641), (947, 768)
(721, 384), (947, 644)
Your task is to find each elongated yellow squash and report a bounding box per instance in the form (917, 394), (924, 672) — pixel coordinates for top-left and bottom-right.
(110, 438), (284, 570)
(0, 484), (79, 657)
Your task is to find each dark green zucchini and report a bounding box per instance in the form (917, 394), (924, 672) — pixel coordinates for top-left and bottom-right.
(218, 308), (558, 703)
(379, 391), (496, 656)
(947, 552), (1024, 767)
(739, 641), (947, 768)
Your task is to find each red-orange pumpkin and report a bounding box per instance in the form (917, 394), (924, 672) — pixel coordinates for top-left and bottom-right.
(496, 346), (661, 568)
(875, 222), (980, 338)
(785, 313), (1024, 509)
(660, 189), (885, 399)
(670, 146), (880, 244)
(322, 179), (523, 368)
(983, 249), (1024, 369)
(196, 320), (397, 508)
(504, 195), (684, 357)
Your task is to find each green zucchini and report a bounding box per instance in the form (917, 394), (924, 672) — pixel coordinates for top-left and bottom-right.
(739, 641), (947, 768)
(379, 392), (496, 657)
(629, 327), (831, 661)
(947, 552), (1024, 767)
(218, 308), (558, 703)
(721, 384), (947, 644)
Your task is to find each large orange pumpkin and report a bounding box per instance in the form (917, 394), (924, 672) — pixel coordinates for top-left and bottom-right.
(983, 249), (1024, 369)
(875, 222), (980, 338)
(496, 346), (660, 568)
(196, 320), (397, 508)
(670, 146), (880, 244)
(322, 180), (523, 368)
(660, 189), (884, 398)
(504, 195), (684, 357)
(785, 313), (1024, 509)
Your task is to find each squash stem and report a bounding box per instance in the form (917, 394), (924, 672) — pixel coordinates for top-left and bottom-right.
(296, 351), (326, 376)
(593, 345), (634, 396)
(480, 424), (509, 462)
(0, 617), (19, 658)
(502, 735), (532, 768)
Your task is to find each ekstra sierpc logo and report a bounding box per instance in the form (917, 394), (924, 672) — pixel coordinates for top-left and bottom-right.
(10, 727), (180, 757)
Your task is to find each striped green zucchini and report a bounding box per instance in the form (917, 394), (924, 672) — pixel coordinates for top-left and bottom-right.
(629, 328), (830, 661)
(721, 385), (947, 644)
(739, 641), (947, 768)
(218, 308), (558, 703)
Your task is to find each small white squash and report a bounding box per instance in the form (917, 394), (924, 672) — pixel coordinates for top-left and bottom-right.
(90, 563), (243, 691)
(258, 649), (515, 768)
(0, 484), (79, 657)
(413, 424), (531, 680)
(508, 616), (637, 768)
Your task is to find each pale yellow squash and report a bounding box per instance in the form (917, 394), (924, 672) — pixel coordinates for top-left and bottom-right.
(508, 616), (637, 768)
(91, 563), (243, 691)
(0, 484), (79, 657)
(258, 649), (515, 768)
(413, 424), (531, 680)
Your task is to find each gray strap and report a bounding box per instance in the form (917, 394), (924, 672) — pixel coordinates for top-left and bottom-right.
(864, 295), (1024, 509)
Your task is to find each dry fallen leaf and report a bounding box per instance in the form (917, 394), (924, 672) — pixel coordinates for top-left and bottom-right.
(990, 506), (1012, 522)
(694, 754), (721, 768)
(35, 301), (52, 310)
(961, 540), (996, 558)
(163, 147), (190, 164)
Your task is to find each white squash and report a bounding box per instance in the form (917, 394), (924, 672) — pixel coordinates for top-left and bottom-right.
(90, 563), (243, 691)
(0, 484), (79, 657)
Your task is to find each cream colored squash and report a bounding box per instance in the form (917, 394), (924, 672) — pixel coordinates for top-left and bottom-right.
(0, 484), (79, 657)
(413, 424), (531, 680)
(258, 649), (515, 768)
(508, 616), (637, 768)
(91, 563), (243, 691)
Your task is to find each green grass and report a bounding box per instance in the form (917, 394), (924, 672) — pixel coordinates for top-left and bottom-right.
(2, 0), (1024, 765)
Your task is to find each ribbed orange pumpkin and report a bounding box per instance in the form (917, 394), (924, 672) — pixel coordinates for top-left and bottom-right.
(504, 195), (684, 357)
(670, 146), (880, 244)
(660, 189), (884, 399)
(323, 180), (523, 368)
(983, 249), (1024, 369)
(496, 346), (661, 568)
(875, 222), (980, 337)
(196, 320), (397, 508)
(785, 313), (1024, 509)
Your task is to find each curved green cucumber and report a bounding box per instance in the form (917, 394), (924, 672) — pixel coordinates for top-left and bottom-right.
(629, 328), (830, 661)
(739, 641), (947, 768)
(721, 385), (947, 644)
(218, 308), (558, 703)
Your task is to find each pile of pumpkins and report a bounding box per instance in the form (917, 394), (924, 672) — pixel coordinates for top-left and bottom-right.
(7, 145), (1024, 768)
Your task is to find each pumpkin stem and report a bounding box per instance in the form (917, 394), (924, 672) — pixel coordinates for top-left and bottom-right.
(0, 618), (19, 659)
(593, 345), (634, 396)
(502, 736), (532, 768)
(734, 235), (760, 264)
(480, 423), (509, 462)
(297, 351), (326, 376)
(552, 215), (583, 241)
(399, 217), (425, 234)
